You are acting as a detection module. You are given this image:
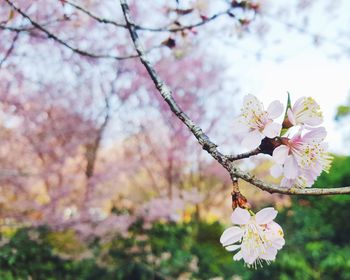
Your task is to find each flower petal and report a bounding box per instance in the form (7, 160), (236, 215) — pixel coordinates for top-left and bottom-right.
(271, 164), (283, 178)
(226, 244), (241, 252)
(280, 177), (294, 188)
(231, 207), (251, 225)
(242, 130), (264, 150)
(220, 226), (243, 246)
(243, 94), (263, 114)
(303, 127), (326, 143)
(263, 122), (282, 138)
(292, 97), (305, 113)
(233, 250), (243, 261)
(284, 155), (299, 179)
(268, 221), (284, 236)
(267, 100), (284, 119)
(260, 247), (277, 261)
(287, 108), (296, 125)
(304, 116), (323, 126)
(272, 145), (289, 165)
(255, 207), (277, 224)
(272, 237), (285, 250)
(241, 246), (259, 265)
(266, 222), (285, 250)
(232, 117), (250, 134)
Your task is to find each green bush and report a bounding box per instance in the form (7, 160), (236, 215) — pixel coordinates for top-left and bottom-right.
(1, 155), (350, 279)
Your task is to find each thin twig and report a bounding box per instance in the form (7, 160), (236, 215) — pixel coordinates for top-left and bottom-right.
(141, 10), (231, 33)
(0, 24), (34, 32)
(0, 31), (19, 67)
(4, 0), (138, 60)
(0, 18), (73, 32)
(64, 0), (126, 28)
(121, 0), (350, 196)
(64, 0), (232, 33)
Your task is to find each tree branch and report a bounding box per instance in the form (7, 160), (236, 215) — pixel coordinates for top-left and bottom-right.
(228, 148), (261, 161)
(64, 0), (232, 33)
(4, 0), (138, 60)
(0, 31), (19, 68)
(0, 24), (35, 32)
(120, 0), (350, 196)
(0, 18), (75, 32)
(151, 10), (231, 33)
(85, 97), (111, 178)
(120, 1), (224, 161)
(232, 167), (350, 195)
(63, 0), (126, 28)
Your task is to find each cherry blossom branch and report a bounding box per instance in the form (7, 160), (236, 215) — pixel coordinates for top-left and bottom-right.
(64, 0), (232, 33)
(232, 167), (350, 195)
(63, 0), (126, 28)
(0, 18), (73, 32)
(4, 0), (139, 60)
(228, 148), (261, 161)
(120, 0), (350, 196)
(0, 24), (34, 32)
(150, 10), (231, 33)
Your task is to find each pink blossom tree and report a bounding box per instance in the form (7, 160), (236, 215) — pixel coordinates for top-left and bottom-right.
(0, 0), (245, 240)
(1, 0), (350, 269)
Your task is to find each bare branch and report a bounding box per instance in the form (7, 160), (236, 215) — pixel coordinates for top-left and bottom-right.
(0, 31), (19, 68)
(233, 167), (350, 195)
(64, 0), (232, 33)
(120, 1), (224, 161)
(63, 0), (126, 28)
(121, 0), (350, 196)
(228, 148), (261, 161)
(4, 0), (138, 60)
(0, 18), (75, 32)
(0, 24), (33, 32)
(141, 10), (231, 33)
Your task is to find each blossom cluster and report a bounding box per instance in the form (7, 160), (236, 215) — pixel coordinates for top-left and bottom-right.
(232, 94), (333, 189)
(221, 94), (333, 268)
(220, 207), (285, 268)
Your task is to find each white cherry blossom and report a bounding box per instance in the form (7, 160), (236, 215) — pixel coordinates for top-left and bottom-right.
(287, 96), (323, 127)
(271, 127), (332, 188)
(233, 95), (284, 150)
(220, 207), (285, 268)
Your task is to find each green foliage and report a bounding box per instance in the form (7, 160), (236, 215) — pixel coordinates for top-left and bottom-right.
(105, 221), (251, 279)
(251, 155), (350, 280)
(335, 105), (350, 121)
(0, 227), (107, 280)
(1, 155), (350, 279)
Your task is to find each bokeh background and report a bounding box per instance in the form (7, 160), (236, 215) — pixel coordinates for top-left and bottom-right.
(1, 0), (350, 279)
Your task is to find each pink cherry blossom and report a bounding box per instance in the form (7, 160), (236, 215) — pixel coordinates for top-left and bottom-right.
(271, 127), (333, 188)
(220, 207), (285, 268)
(233, 95), (284, 149)
(287, 96), (323, 126)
